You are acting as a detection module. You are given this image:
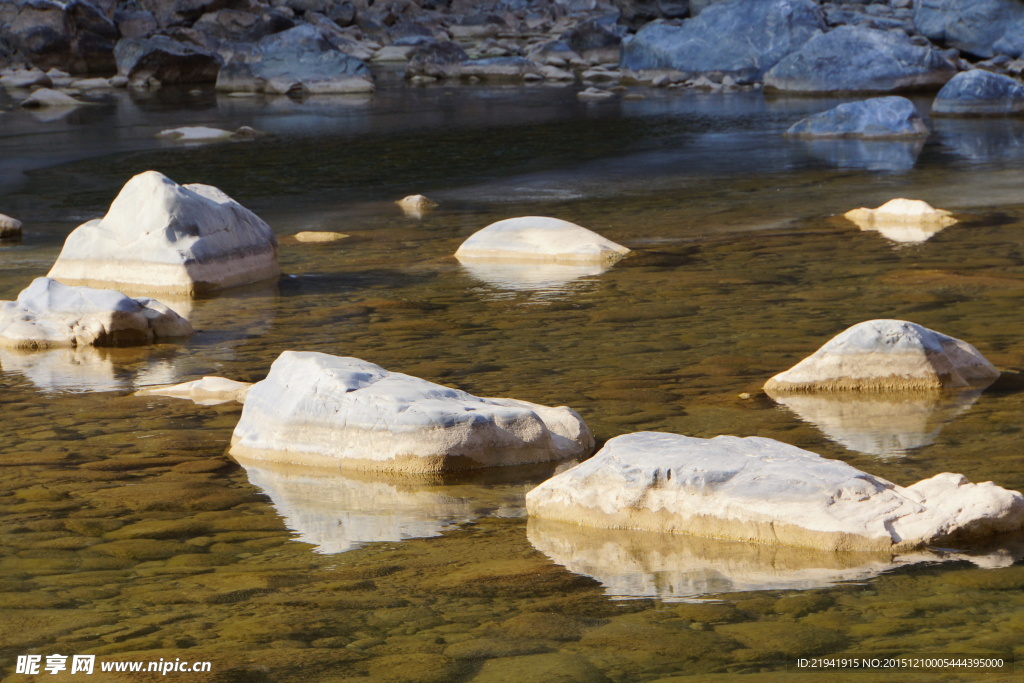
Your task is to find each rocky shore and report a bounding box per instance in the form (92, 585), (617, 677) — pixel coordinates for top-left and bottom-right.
(3, 0), (1024, 104)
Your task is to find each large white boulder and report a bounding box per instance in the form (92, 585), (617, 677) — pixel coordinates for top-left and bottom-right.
(47, 171), (279, 296)
(525, 432), (1024, 552)
(844, 198), (957, 244)
(0, 277), (192, 349)
(764, 319), (999, 393)
(455, 217), (630, 265)
(230, 351), (594, 473)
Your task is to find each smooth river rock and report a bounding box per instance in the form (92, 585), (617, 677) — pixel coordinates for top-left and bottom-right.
(455, 217), (630, 265)
(0, 213), (22, 237)
(397, 194), (437, 218)
(48, 170), (279, 296)
(785, 97), (930, 139)
(0, 277), (192, 349)
(135, 376), (252, 405)
(230, 351), (594, 473)
(843, 198), (957, 243)
(764, 319), (999, 393)
(621, 0), (825, 83)
(764, 25), (956, 93)
(525, 432), (1024, 552)
(932, 69), (1024, 116)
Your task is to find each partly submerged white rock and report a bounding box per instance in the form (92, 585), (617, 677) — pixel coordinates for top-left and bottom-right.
(230, 351), (594, 473)
(528, 518), (1019, 601)
(764, 319), (999, 393)
(844, 198), (957, 244)
(293, 231), (348, 243)
(397, 194), (437, 218)
(0, 213), (22, 238)
(455, 216), (630, 265)
(20, 88), (88, 108)
(238, 460), (527, 554)
(770, 391), (981, 458)
(0, 277), (192, 349)
(48, 170), (279, 295)
(155, 126), (236, 143)
(136, 376), (252, 405)
(525, 432), (1024, 552)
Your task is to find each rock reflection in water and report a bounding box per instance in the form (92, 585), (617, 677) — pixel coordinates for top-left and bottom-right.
(0, 345), (181, 393)
(528, 518), (1018, 602)
(768, 391), (981, 458)
(237, 459), (535, 554)
(800, 138), (924, 173)
(460, 261), (606, 299)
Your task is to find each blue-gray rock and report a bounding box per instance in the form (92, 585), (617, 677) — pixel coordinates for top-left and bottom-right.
(932, 69), (1024, 116)
(915, 0), (1024, 59)
(765, 25), (956, 93)
(115, 35), (222, 86)
(215, 24), (372, 95)
(621, 0), (825, 83)
(561, 20), (622, 64)
(785, 96), (930, 139)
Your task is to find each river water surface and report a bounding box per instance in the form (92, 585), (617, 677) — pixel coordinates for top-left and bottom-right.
(2, 78), (1024, 681)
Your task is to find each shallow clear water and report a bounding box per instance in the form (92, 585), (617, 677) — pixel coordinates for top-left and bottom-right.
(3, 81), (1024, 681)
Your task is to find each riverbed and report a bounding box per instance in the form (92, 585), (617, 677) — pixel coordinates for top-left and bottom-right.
(2, 78), (1024, 681)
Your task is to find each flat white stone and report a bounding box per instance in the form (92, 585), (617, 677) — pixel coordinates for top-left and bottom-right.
(230, 351), (594, 473)
(20, 88), (88, 108)
(0, 277), (192, 349)
(525, 432), (1024, 552)
(71, 77), (116, 90)
(136, 376), (252, 405)
(455, 216), (630, 265)
(844, 198), (957, 244)
(238, 460), (526, 554)
(293, 231), (349, 243)
(47, 170), (279, 295)
(155, 126), (236, 142)
(396, 194), (437, 218)
(528, 518), (1018, 601)
(764, 319), (999, 393)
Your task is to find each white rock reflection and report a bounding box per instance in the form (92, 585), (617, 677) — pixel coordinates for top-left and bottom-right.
(768, 391), (981, 458)
(460, 261), (608, 295)
(237, 459), (529, 554)
(801, 138), (924, 173)
(0, 346), (181, 393)
(527, 518), (1018, 602)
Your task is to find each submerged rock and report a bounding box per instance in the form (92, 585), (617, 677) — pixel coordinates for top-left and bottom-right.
(844, 198), (957, 243)
(0, 213), (22, 238)
(230, 351), (594, 473)
(135, 376), (252, 405)
(621, 0), (825, 83)
(47, 170), (279, 296)
(525, 432), (1024, 552)
(155, 126), (237, 142)
(20, 87), (89, 108)
(785, 97), (930, 139)
(0, 277), (192, 349)
(293, 230), (348, 243)
(765, 25), (956, 93)
(397, 194), (437, 218)
(455, 217), (630, 265)
(764, 319), (999, 393)
(932, 69), (1024, 116)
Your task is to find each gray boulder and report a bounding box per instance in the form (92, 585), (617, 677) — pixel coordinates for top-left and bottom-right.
(932, 69), (1024, 116)
(765, 25), (957, 93)
(621, 0), (825, 83)
(114, 35), (222, 86)
(785, 96), (930, 138)
(561, 20), (622, 64)
(2, 0), (118, 74)
(215, 24), (372, 95)
(915, 0), (1024, 59)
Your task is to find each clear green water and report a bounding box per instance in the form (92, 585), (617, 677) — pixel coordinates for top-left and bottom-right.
(2, 83), (1024, 681)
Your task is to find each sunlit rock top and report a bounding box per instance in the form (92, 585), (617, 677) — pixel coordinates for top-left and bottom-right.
(231, 351), (594, 473)
(844, 198), (957, 244)
(764, 319), (999, 393)
(48, 170), (279, 296)
(525, 432), (1024, 552)
(455, 216), (630, 265)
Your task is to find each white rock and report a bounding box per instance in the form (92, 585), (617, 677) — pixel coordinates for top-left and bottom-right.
(371, 45), (417, 62)
(0, 277), (192, 349)
(230, 351), (594, 473)
(540, 65), (575, 81)
(136, 376), (252, 405)
(293, 231), (349, 243)
(577, 86), (614, 100)
(47, 170), (279, 295)
(764, 319), (999, 393)
(528, 518), (1018, 601)
(455, 216), (630, 265)
(0, 68), (51, 89)
(844, 198), (957, 244)
(20, 88), (88, 108)
(0, 213), (22, 238)
(239, 459), (526, 554)
(396, 194), (437, 218)
(70, 77), (114, 90)
(525, 432), (1024, 552)
(155, 126), (236, 143)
